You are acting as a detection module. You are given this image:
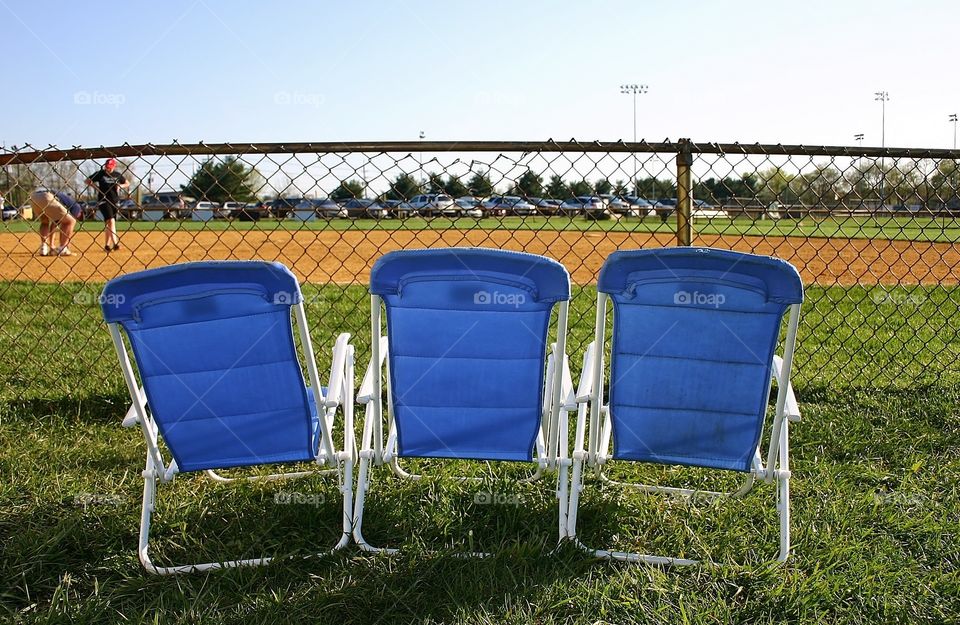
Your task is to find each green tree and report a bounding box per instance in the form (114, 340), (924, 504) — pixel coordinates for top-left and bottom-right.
(331, 179), (365, 200)
(929, 160), (960, 205)
(545, 175), (568, 199)
(633, 176), (674, 199)
(511, 170), (544, 198)
(386, 173), (421, 201)
(795, 164), (844, 206)
(467, 170), (494, 197)
(443, 175), (468, 198)
(181, 157), (262, 203)
(426, 172), (446, 194)
(594, 178), (613, 195)
(613, 179), (629, 196)
(756, 167), (798, 204)
(694, 174), (758, 203)
(569, 179), (593, 196)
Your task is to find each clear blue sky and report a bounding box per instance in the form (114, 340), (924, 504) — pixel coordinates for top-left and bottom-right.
(3, 0), (959, 151)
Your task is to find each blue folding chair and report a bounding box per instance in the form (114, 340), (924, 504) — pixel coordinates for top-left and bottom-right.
(566, 248), (803, 565)
(102, 261), (355, 574)
(352, 248), (573, 554)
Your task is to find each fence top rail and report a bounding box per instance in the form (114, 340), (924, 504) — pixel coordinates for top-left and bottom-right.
(3, 139), (960, 165)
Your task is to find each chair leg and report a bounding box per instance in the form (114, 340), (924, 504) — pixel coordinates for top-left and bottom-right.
(776, 421), (791, 563)
(565, 454), (585, 541)
(557, 459), (570, 541)
(352, 454), (398, 554)
(335, 457), (354, 551)
(565, 454), (699, 566)
(139, 465), (350, 575)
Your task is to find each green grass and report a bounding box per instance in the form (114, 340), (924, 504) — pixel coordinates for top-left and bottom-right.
(4, 214), (960, 242)
(1, 284), (959, 623)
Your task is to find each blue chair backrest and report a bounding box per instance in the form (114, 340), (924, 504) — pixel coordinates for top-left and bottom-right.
(101, 261), (317, 472)
(370, 248), (570, 462)
(597, 248), (803, 472)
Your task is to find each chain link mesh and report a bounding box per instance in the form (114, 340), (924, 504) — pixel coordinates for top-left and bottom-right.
(2, 140), (957, 398)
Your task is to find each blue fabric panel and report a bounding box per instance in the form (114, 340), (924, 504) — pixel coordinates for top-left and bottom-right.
(102, 260), (301, 322)
(376, 249), (569, 462)
(598, 247), (803, 305)
(602, 248), (801, 472)
(107, 265), (317, 473)
(371, 247), (570, 303)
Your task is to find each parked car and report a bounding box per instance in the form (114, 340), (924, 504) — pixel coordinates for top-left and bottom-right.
(529, 198), (561, 215)
(621, 196), (655, 217)
(341, 198), (388, 219)
(236, 201), (268, 221)
(267, 197), (304, 219)
(654, 198), (677, 220)
(559, 196), (606, 216)
(1, 203), (18, 221)
(455, 196), (483, 218)
(606, 196), (632, 214)
(479, 195), (532, 216)
(397, 193), (456, 217)
(499, 196), (536, 216)
(118, 198), (141, 221)
(192, 201), (220, 221)
(479, 196), (508, 216)
(293, 198), (343, 218)
(141, 193), (187, 220)
(220, 201), (246, 218)
(381, 199), (403, 217)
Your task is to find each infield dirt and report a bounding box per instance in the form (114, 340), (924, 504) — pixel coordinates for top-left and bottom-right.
(2, 228), (957, 286)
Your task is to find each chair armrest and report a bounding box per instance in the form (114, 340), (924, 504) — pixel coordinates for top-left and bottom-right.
(324, 333), (352, 408)
(772, 355), (801, 422)
(575, 341), (596, 403)
(561, 352), (577, 410)
(357, 336), (389, 403)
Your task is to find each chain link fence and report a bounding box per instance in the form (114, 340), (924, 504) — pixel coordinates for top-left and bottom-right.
(2, 140), (958, 399)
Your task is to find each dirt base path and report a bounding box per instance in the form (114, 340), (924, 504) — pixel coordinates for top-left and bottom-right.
(1, 228), (957, 286)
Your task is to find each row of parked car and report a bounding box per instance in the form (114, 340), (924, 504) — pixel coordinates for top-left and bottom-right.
(85, 192), (712, 221)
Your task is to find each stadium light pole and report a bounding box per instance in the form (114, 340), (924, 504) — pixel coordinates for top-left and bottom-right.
(875, 91), (889, 206)
(418, 130), (425, 186)
(950, 114), (957, 150)
(620, 84), (648, 194)
(874, 91), (889, 148)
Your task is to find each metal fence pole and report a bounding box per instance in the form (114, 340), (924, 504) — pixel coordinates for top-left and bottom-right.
(675, 139), (693, 246)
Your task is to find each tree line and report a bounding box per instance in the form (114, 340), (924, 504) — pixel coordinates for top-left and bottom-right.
(4, 156), (959, 208)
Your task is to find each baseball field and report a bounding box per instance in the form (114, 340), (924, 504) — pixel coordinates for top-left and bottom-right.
(1, 216), (958, 624)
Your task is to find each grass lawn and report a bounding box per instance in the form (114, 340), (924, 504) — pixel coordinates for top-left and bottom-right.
(1, 283), (958, 623)
(3, 214), (960, 242)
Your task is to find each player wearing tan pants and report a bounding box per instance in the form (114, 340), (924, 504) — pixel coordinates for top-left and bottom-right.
(31, 190), (78, 256)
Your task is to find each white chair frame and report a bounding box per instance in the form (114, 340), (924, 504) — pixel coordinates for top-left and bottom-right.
(352, 294), (572, 555)
(109, 302), (356, 574)
(565, 294), (802, 565)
